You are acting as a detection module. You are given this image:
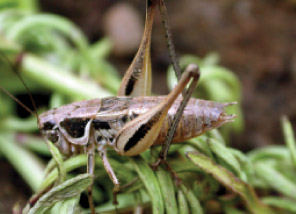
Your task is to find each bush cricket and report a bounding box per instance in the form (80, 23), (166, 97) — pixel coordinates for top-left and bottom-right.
(1, 0), (236, 213)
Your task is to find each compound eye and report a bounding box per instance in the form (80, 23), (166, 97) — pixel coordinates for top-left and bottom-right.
(46, 130), (59, 143)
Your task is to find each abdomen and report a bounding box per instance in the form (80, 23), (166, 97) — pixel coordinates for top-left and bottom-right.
(126, 96), (235, 145)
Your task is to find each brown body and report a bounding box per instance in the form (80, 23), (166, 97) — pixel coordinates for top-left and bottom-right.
(39, 96), (234, 156)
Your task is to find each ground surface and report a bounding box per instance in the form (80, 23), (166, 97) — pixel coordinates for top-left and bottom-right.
(1, 0), (296, 212)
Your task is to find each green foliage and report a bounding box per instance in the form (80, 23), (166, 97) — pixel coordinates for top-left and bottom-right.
(24, 174), (92, 214)
(0, 2), (295, 214)
(0, 0), (38, 12)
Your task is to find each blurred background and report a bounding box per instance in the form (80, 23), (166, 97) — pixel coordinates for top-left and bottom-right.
(0, 0), (295, 213)
(38, 0), (296, 150)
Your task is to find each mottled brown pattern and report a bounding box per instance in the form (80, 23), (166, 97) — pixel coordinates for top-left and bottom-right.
(39, 96), (234, 156)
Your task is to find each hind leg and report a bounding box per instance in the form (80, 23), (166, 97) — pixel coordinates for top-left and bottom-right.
(151, 65), (200, 174)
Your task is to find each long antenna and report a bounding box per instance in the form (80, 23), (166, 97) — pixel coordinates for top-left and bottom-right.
(0, 85), (37, 117)
(0, 51), (38, 119)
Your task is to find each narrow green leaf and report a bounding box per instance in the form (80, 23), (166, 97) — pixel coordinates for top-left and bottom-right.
(208, 129), (225, 145)
(49, 202), (62, 214)
(49, 92), (65, 109)
(181, 184), (203, 214)
(6, 14), (87, 49)
(281, 116), (296, 168)
(89, 37), (112, 59)
(156, 168), (178, 214)
(254, 162), (296, 200)
(28, 173), (93, 214)
(59, 196), (81, 214)
(203, 52), (220, 65)
(18, 135), (50, 156)
(0, 132), (45, 191)
(44, 159), (58, 177)
(247, 146), (290, 162)
(178, 189), (189, 214)
(22, 54), (111, 99)
(229, 148), (254, 182)
(46, 140), (66, 183)
(40, 154), (88, 190)
(208, 138), (242, 178)
(93, 192), (150, 213)
(188, 136), (213, 157)
(0, 116), (37, 132)
(186, 151), (275, 214)
(18, 0), (39, 12)
(92, 58), (121, 94)
(130, 156), (164, 214)
(262, 197), (296, 212)
(224, 206), (247, 214)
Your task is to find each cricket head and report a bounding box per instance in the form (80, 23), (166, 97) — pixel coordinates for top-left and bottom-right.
(38, 110), (61, 151)
(38, 112), (64, 154)
(38, 110), (82, 156)
(38, 102), (97, 156)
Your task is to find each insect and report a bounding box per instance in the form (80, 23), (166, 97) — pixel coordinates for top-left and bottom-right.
(1, 0), (235, 213)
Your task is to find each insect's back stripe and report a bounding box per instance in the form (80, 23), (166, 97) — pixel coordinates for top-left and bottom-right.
(147, 0), (153, 7)
(93, 120), (111, 130)
(123, 113), (159, 152)
(60, 118), (90, 138)
(125, 75), (137, 96)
